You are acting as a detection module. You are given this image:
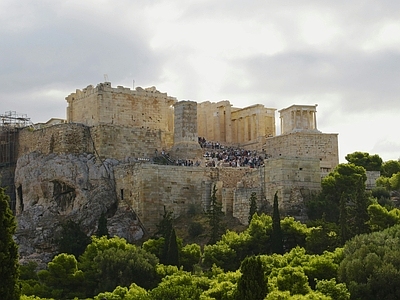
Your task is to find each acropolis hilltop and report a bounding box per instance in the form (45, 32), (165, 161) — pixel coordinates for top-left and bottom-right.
(0, 81), (338, 260)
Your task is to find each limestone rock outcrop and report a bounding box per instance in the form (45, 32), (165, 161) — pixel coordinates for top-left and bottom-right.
(14, 152), (143, 263)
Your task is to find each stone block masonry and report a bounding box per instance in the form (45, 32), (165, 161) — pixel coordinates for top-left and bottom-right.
(114, 164), (251, 233)
(66, 83), (176, 132)
(18, 123), (93, 157)
(264, 132), (339, 175)
(171, 100), (203, 159)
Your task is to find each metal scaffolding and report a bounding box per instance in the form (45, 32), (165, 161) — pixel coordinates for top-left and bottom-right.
(0, 111), (32, 212)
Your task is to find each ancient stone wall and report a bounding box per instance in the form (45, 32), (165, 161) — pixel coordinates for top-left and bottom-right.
(264, 157), (321, 220)
(17, 123), (93, 157)
(366, 171), (380, 190)
(113, 164), (254, 233)
(89, 125), (173, 160)
(66, 83), (176, 132)
(264, 132), (339, 174)
(114, 164), (213, 234)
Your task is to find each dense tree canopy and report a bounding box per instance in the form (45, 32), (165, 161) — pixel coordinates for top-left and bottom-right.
(0, 187), (20, 300)
(381, 159), (400, 178)
(338, 225), (400, 299)
(79, 236), (159, 296)
(345, 151), (383, 171)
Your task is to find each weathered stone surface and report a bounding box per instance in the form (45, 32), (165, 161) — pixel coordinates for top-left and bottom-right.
(14, 152), (143, 262)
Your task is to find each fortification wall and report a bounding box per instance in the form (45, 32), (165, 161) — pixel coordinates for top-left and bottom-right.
(264, 157), (321, 219)
(90, 125), (173, 160)
(264, 132), (339, 173)
(113, 164), (255, 232)
(114, 164), (214, 234)
(66, 83), (176, 132)
(17, 123), (93, 157)
(232, 167), (265, 224)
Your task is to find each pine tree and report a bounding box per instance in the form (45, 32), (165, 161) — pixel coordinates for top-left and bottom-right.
(248, 192), (258, 224)
(0, 187), (20, 300)
(235, 256), (268, 300)
(271, 191), (284, 254)
(207, 184), (224, 244)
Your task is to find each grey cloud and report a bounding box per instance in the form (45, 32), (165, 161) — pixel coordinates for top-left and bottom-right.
(222, 50), (400, 114)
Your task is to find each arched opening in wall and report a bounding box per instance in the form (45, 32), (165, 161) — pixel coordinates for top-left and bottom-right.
(17, 185), (23, 213)
(120, 189), (124, 200)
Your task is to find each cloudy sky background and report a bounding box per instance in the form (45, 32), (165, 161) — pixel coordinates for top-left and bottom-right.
(1, 0), (399, 162)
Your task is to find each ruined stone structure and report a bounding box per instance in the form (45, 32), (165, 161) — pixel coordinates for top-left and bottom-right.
(197, 101), (276, 150)
(171, 101), (202, 159)
(265, 104), (338, 176)
(0, 82), (340, 262)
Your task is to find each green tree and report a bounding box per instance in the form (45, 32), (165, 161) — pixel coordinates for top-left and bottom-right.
(96, 212), (109, 238)
(180, 243), (201, 272)
(235, 256), (268, 300)
(207, 184), (224, 244)
(249, 192), (258, 224)
(371, 186), (392, 207)
(338, 225), (400, 299)
(381, 159), (400, 178)
(56, 219), (91, 258)
(155, 207), (179, 265)
(276, 265), (311, 295)
(0, 187), (20, 300)
(165, 228), (180, 266)
(271, 192), (284, 254)
(305, 220), (340, 254)
(315, 279), (350, 300)
(95, 283), (150, 300)
(149, 270), (210, 300)
(321, 163), (369, 242)
(367, 203), (400, 231)
(345, 151), (383, 171)
(79, 236), (159, 296)
(37, 253), (85, 299)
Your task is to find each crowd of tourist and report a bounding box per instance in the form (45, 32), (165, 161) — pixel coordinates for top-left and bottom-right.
(152, 137), (268, 168)
(198, 137), (267, 168)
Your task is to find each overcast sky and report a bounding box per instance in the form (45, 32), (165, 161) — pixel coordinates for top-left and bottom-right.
(1, 0), (399, 162)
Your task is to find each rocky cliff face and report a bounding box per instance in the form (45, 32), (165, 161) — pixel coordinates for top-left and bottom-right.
(14, 152), (144, 263)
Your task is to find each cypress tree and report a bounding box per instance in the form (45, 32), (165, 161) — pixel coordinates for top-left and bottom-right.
(207, 185), (224, 244)
(0, 187), (20, 300)
(248, 192), (258, 224)
(96, 212), (109, 238)
(235, 256), (267, 300)
(271, 191), (284, 254)
(165, 228), (180, 266)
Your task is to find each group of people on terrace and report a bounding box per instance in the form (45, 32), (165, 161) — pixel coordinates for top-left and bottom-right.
(198, 137), (266, 168)
(153, 138), (267, 168)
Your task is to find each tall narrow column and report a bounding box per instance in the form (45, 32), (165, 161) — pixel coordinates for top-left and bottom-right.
(171, 100), (202, 159)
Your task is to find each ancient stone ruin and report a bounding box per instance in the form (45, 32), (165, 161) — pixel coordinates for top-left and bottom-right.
(0, 82), (338, 262)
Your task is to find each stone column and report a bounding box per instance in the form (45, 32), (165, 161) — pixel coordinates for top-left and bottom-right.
(171, 100), (202, 159)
